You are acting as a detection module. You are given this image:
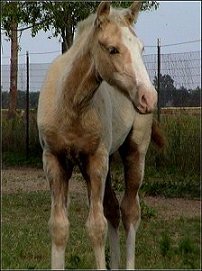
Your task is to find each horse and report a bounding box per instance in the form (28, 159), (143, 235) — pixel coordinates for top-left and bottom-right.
(37, 1), (159, 269)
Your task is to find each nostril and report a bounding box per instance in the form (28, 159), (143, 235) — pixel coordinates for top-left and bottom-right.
(141, 94), (147, 105)
(140, 94), (148, 108)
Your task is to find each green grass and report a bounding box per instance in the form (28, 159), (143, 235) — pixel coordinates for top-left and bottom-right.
(2, 191), (201, 269)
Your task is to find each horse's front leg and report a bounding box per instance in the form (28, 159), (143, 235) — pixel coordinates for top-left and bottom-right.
(43, 149), (73, 270)
(85, 146), (108, 269)
(119, 139), (148, 270)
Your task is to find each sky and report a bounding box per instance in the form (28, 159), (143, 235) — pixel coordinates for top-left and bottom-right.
(1, 1), (201, 65)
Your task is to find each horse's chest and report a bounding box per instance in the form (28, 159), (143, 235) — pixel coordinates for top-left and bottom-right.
(64, 129), (101, 157)
(60, 114), (102, 157)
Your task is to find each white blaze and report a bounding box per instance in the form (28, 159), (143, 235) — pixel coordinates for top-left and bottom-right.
(121, 27), (153, 91)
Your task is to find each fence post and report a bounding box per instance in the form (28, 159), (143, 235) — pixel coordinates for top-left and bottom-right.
(156, 39), (161, 170)
(157, 38), (161, 122)
(26, 51), (30, 159)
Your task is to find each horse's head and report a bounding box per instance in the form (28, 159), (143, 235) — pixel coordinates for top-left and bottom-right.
(92, 1), (157, 114)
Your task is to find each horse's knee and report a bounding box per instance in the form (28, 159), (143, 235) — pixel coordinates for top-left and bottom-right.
(49, 212), (70, 247)
(43, 150), (58, 173)
(120, 195), (141, 233)
(86, 203), (107, 246)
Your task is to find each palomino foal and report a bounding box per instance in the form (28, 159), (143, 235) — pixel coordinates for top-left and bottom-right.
(37, 1), (157, 269)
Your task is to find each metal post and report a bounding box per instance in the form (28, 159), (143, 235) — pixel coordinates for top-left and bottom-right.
(157, 38), (161, 122)
(26, 51), (30, 159)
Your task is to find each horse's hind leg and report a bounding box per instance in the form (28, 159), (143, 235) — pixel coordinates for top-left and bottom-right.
(103, 161), (120, 269)
(119, 131), (150, 270)
(43, 149), (73, 270)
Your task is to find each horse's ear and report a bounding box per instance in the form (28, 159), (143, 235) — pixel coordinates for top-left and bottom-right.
(125, 1), (142, 25)
(95, 1), (111, 28)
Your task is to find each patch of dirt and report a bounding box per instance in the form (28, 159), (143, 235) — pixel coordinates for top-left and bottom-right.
(144, 196), (200, 220)
(2, 168), (201, 220)
(2, 168), (86, 195)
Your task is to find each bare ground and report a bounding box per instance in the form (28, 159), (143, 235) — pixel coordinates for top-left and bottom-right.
(2, 168), (201, 220)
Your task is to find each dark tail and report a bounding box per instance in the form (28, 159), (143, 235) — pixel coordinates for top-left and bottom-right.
(151, 119), (166, 150)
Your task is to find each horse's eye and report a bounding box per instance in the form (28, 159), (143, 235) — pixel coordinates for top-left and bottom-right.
(108, 46), (119, 55)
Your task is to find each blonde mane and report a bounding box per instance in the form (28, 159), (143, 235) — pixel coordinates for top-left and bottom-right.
(75, 14), (96, 39)
(74, 7), (129, 41)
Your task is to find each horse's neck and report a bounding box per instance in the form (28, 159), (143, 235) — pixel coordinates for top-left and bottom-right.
(58, 44), (100, 116)
(71, 52), (100, 108)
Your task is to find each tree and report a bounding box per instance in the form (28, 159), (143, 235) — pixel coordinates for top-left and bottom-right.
(153, 74), (202, 107)
(1, 1), (47, 116)
(153, 74), (176, 107)
(188, 87), (201, 107)
(2, 2), (19, 117)
(2, 1), (159, 54)
(34, 1), (159, 53)
(173, 86), (189, 107)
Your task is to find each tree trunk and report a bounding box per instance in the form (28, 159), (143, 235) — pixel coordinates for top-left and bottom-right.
(61, 29), (67, 54)
(61, 13), (74, 54)
(8, 20), (18, 118)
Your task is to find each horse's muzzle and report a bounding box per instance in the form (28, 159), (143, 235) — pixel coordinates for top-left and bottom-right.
(135, 87), (158, 114)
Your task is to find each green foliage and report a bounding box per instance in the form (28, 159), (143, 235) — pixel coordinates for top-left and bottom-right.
(154, 74), (176, 107)
(2, 1), (159, 51)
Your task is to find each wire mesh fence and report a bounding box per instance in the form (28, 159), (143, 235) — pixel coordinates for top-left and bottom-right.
(1, 49), (201, 108)
(1, 45), (201, 171)
(143, 50), (201, 90)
